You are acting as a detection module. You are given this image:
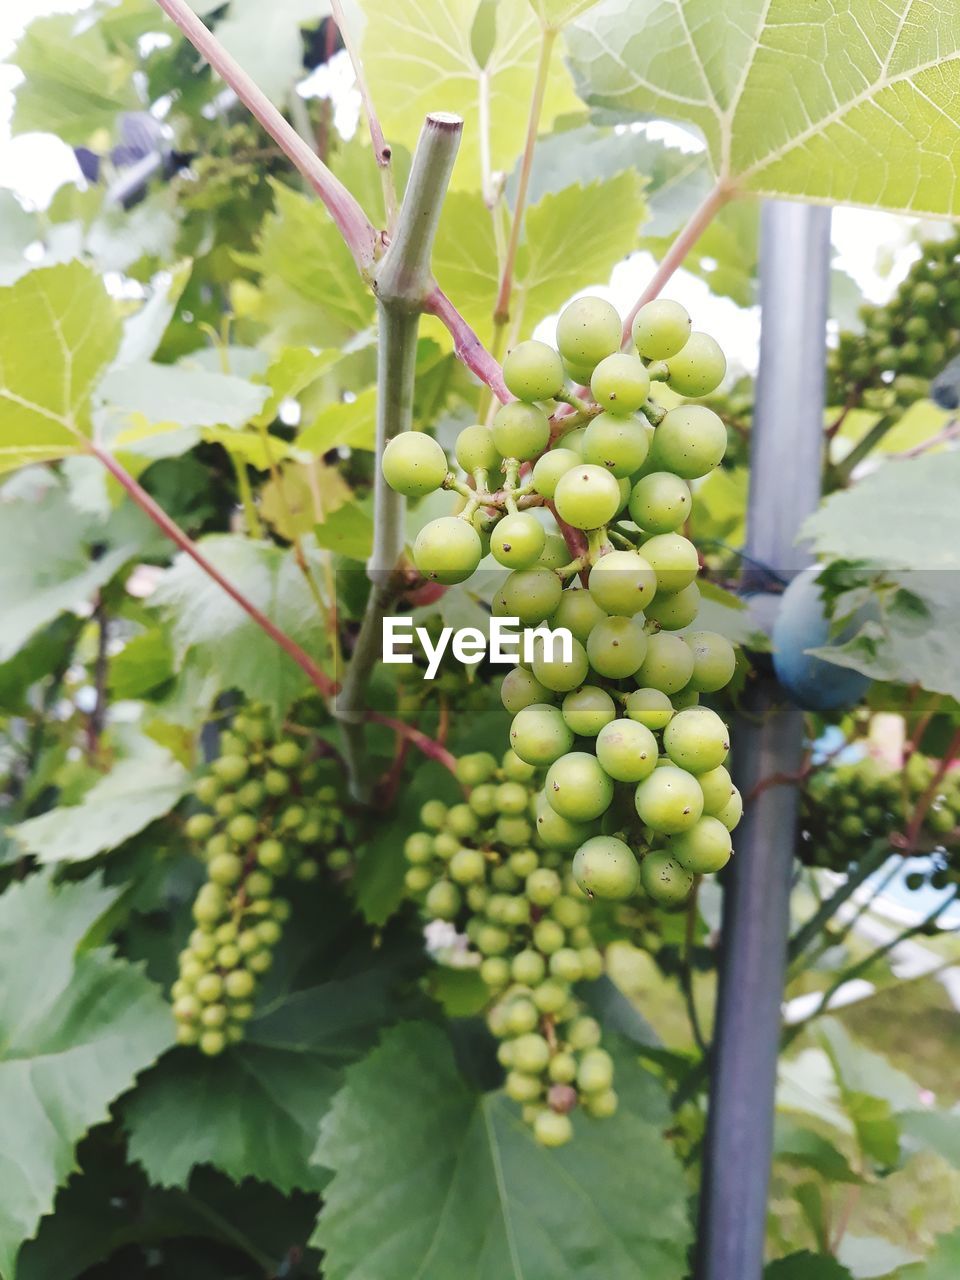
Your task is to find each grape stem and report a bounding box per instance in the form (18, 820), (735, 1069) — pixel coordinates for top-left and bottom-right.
(621, 179), (733, 346)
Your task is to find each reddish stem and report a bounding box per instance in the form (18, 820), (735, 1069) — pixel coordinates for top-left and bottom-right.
(89, 443), (337, 699)
(368, 711), (459, 776)
(621, 180), (732, 345)
(424, 286), (510, 402)
(900, 728), (960, 853)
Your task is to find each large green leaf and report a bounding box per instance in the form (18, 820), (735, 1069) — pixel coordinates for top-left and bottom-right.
(0, 263), (121, 473)
(899, 1109), (960, 1167)
(124, 971), (397, 1195)
(359, 0), (579, 192)
(0, 874), (172, 1278)
(11, 745), (190, 865)
(152, 535), (329, 713)
(313, 1022), (691, 1279)
(567, 0), (960, 217)
(99, 362), (268, 436)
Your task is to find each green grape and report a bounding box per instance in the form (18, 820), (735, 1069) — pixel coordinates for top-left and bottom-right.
(624, 686), (674, 730)
(715, 787), (743, 832)
(595, 718), (658, 782)
(456, 752), (499, 787)
(577, 1048), (614, 1094)
(492, 401), (551, 460)
(663, 706), (730, 774)
(590, 353), (651, 415)
(650, 405), (727, 478)
(640, 533), (700, 594)
(212, 754), (248, 785)
(194, 776), (220, 806)
(532, 447), (580, 500)
(538, 533), (572, 570)
(199, 1029), (227, 1056)
(381, 431), (448, 496)
(526, 866), (562, 906)
(562, 426), (587, 456)
(553, 464), (623, 530)
(556, 296), (621, 368)
(535, 793), (595, 850)
(491, 512), (546, 569)
(561, 685), (617, 736)
(635, 632), (695, 694)
(581, 413), (650, 478)
(502, 749), (537, 783)
(510, 703), (575, 765)
(224, 969), (255, 999)
(640, 850), (694, 905)
(405, 866), (432, 893)
(698, 764), (735, 814)
(505, 1070), (544, 1102)
(631, 299), (692, 360)
(420, 799), (448, 829)
(549, 948), (584, 982)
(586, 614), (648, 679)
(670, 816), (733, 873)
(534, 1110), (573, 1147)
(501, 666), (553, 715)
(413, 516), (482, 584)
(587, 550), (657, 615)
(185, 812), (215, 841)
(480, 956), (511, 988)
(447, 803), (479, 838)
(513, 1032), (552, 1074)
(500, 568), (563, 625)
(209, 852), (244, 886)
(544, 751), (614, 821)
(532, 918), (566, 954)
(628, 471), (692, 533)
(582, 1089), (619, 1119)
(665, 332), (727, 397)
(551, 588), (607, 643)
(531, 635), (590, 692)
(572, 835), (640, 900)
(227, 813), (258, 844)
(469, 786), (499, 819)
(455, 423), (502, 474)
(549, 1052), (578, 1083)
(685, 630), (737, 692)
(503, 340), (565, 402)
(496, 782), (530, 815)
(567, 1016), (601, 1051)
(644, 581), (701, 630)
(634, 765), (704, 833)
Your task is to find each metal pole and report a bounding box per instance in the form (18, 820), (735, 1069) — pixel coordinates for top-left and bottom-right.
(695, 200), (832, 1280)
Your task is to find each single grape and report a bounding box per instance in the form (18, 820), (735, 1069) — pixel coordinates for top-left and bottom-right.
(582, 1088), (619, 1118)
(587, 550), (657, 614)
(538, 533), (572, 570)
(532, 448), (579, 500)
(572, 835), (640, 899)
(532, 919), (567, 956)
(510, 704), (574, 765)
(456, 752), (499, 787)
(577, 1048), (614, 1093)
(595, 718), (658, 782)
(685, 630), (737, 692)
(624, 687), (674, 730)
(553, 464), (623, 530)
(581, 413), (650, 478)
(640, 533), (700, 594)
(549, 948), (584, 982)
(641, 850), (694, 905)
(492, 400), (551, 460)
(413, 516), (482, 584)
(698, 764), (735, 814)
(513, 1033), (552, 1075)
(502, 748), (537, 783)
(715, 786), (743, 832)
(556, 296), (621, 369)
(531, 635), (590, 692)
(534, 1109), (573, 1147)
(381, 431), (448, 497)
(628, 471), (692, 533)
(535, 793), (595, 850)
(631, 299), (692, 360)
(500, 568), (563, 625)
(669, 816), (733, 874)
(544, 751), (614, 822)
(503, 340), (565, 402)
(663, 706), (730, 774)
(455, 423), (501, 474)
(491, 512), (546, 569)
(561, 685), (617, 736)
(449, 847), (487, 884)
(551, 587), (607, 643)
(586, 615), (648, 679)
(590, 353), (651, 416)
(644, 581), (701, 630)
(650, 405), (727, 478)
(634, 765), (704, 833)
(635, 632), (695, 694)
(665, 332), (726, 397)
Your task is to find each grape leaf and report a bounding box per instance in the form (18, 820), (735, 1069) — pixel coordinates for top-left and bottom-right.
(431, 193), (501, 347)
(567, 0), (960, 217)
(298, 386), (378, 454)
(152, 535), (329, 713)
(124, 971), (397, 1195)
(0, 191), (40, 287)
(898, 1228), (960, 1279)
(765, 1255), (853, 1280)
(313, 1022), (692, 1279)
(358, 0), (579, 192)
(0, 263), (121, 473)
(11, 745), (190, 865)
(529, 0), (603, 27)
(115, 261), (194, 368)
(0, 874), (172, 1278)
(99, 362), (268, 433)
(899, 1109), (960, 1166)
(313, 506), (375, 561)
(9, 13), (138, 143)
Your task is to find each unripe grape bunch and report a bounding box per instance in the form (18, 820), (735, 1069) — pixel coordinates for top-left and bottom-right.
(171, 704), (347, 1055)
(387, 297), (742, 906)
(403, 750), (616, 1147)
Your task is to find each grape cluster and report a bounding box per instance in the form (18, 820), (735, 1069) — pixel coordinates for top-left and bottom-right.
(404, 750), (615, 1146)
(800, 750), (960, 875)
(828, 228), (960, 416)
(171, 706), (346, 1054)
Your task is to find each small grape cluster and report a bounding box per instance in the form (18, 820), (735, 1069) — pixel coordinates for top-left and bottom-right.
(800, 751), (960, 876)
(171, 706), (346, 1055)
(828, 228), (960, 416)
(403, 750), (615, 1146)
